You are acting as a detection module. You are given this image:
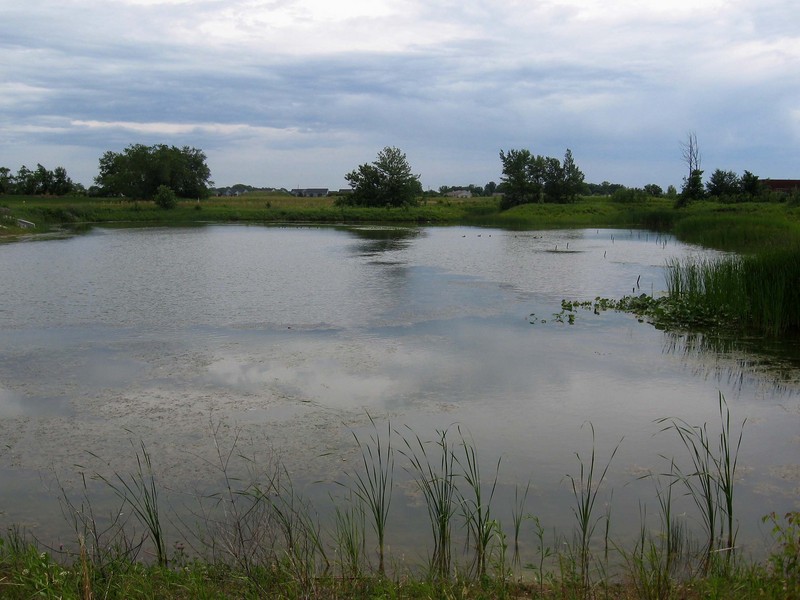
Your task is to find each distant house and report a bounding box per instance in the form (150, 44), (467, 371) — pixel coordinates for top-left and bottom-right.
(444, 190), (472, 198)
(763, 179), (800, 194)
(291, 188), (329, 198)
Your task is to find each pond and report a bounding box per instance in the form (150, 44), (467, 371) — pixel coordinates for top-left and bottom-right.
(0, 224), (798, 566)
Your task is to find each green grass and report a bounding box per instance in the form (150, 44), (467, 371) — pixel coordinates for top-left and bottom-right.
(4, 193), (800, 253)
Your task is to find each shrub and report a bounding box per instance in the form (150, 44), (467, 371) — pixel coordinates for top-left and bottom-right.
(154, 185), (177, 210)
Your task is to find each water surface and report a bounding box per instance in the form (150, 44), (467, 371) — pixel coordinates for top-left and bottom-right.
(0, 225), (797, 559)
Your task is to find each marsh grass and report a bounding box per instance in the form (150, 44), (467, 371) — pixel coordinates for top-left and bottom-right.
(56, 471), (142, 578)
(665, 246), (800, 336)
(564, 423), (620, 595)
(0, 406), (796, 599)
(89, 440), (167, 567)
(331, 492), (366, 579)
(455, 427), (501, 580)
(657, 393), (744, 574)
(672, 210), (800, 252)
(620, 475), (686, 600)
(340, 414), (393, 575)
(175, 421), (284, 590)
(511, 482), (530, 568)
(400, 427), (459, 580)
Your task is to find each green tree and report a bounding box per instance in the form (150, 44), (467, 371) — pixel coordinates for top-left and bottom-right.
(561, 149), (585, 202)
(14, 166), (36, 195)
(499, 149), (543, 208)
(0, 167), (12, 194)
(677, 169), (704, 207)
(344, 147), (421, 207)
(706, 169), (740, 197)
(32, 164), (54, 195)
(643, 183), (663, 197)
(740, 170), (764, 198)
(499, 148), (584, 208)
(154, 184), (178, 209)
(95, 144), (212, 199)
(543, 156), (565, 203)
(51, 166), (74, 196)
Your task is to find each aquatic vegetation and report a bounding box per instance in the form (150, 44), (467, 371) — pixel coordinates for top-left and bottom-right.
(339, 414), (394, 576)
(565, 423), (620, 594)
(0, 407), (796, 598)
(762, 511), (800, 592)
(656, 393), (745, 574)
(664, 248), (800, 337)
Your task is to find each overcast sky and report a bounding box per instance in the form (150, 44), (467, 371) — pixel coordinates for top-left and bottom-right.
(1, 0), (798, 190)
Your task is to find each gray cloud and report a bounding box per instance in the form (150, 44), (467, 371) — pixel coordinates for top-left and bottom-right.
(1, 0), (798, 188)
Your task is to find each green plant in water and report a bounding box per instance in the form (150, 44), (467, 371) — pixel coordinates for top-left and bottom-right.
(622, 474), (685, 600)
(90, 439), (167, 567)
(182, 421), (282, 587)
(455, 426), (500, 580)
(332, 492), (367, 579)
(511, 482), (530, 569)
(657, 392), (744, 574)
(257, 467), (329, 594)
(565, 423), (620, 595)
(341, 414), (394, 576)
(401, 426), (458, 580)
(528, 515), (554, 597)
(57, 469), (141, 580)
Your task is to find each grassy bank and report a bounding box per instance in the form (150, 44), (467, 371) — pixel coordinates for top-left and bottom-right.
(3, 193), (800, 251)
(1, 402), (798, 599)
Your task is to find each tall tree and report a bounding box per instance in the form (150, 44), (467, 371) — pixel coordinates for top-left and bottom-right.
(344, 146), (421, 207)
(15, 166), (36, 195)
(499, 148), (584, 208)
(706, 169), (740, 197)
(0, 167), (13, 194)
(740, 170), (764, 198)
(499, 149), (542, 208)
(95, 144), (212, 199)
(561, 148), (585, 203)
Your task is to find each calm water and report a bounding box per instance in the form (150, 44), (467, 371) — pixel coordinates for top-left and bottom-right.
(0, 225), (798, 560)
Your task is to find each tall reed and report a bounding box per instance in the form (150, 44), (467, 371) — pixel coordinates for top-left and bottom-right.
(657, 393), (744, 573)
(180, 421), (282, 585)
(622, 474), (685, 600)
(565, 423), (620, 594)
(665, 247), (800, 336)
(342, 414), (394, 576)
(455, 426), (500, 580)
(90, 440), (167, 567)
(332, 493), (366, 579)
(401, 427), (458, 580)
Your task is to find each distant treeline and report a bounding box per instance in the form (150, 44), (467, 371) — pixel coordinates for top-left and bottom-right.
(2, 142), (796, 208)
(0, 164), (82, 196)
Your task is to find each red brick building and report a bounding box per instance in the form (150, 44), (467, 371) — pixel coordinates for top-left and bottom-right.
(763, 179), (800, 193)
